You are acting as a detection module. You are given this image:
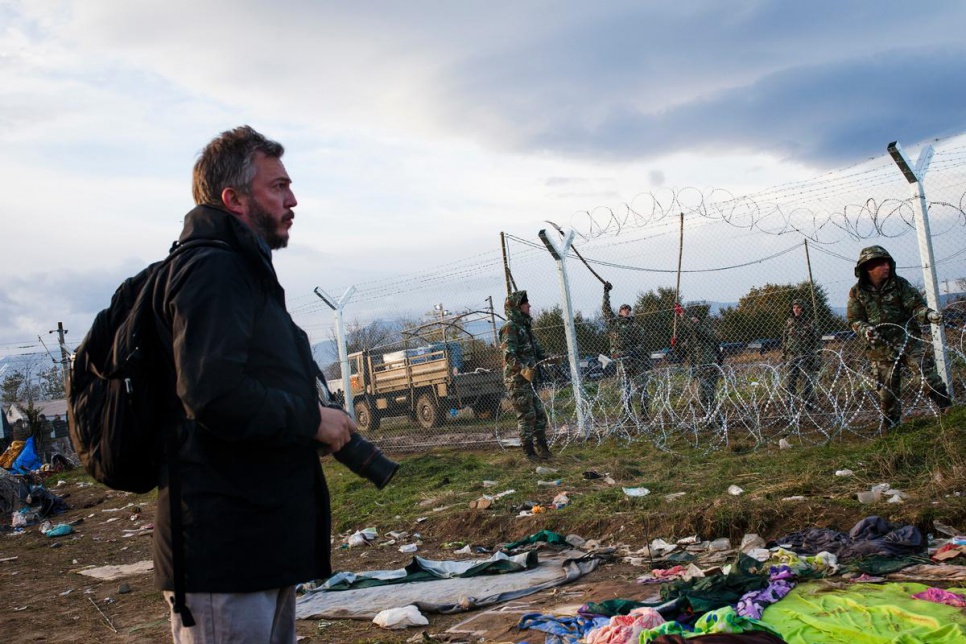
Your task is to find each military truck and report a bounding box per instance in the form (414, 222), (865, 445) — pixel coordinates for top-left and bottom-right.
(339, 342), (504, 432)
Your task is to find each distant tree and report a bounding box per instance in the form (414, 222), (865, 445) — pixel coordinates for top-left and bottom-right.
(717, 282), (844, 342)
(531, 305), (607, 361)
(38, 365), (65, 400)
(631, 286), (684, 351)
(2, 361), (43, 405)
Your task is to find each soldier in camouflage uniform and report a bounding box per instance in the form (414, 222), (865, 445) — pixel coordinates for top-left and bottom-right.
(602, 282), (653, 420)
(846, 245), (951, 428)
(676, 305), (722, 423)
(500, 290), (552, 461)
(782, 299), (821, 410)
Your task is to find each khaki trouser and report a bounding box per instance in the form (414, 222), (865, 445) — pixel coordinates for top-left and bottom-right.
(164, 587), (296, 644)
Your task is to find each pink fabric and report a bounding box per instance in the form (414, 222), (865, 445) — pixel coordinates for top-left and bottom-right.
(911, 586), (966, 607)
(586, 608), (666, 644)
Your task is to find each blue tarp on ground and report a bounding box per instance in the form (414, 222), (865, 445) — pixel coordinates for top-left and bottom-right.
(11, 437), (41, 474)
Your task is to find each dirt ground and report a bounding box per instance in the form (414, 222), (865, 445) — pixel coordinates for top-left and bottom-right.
(1, 478), (654, 644)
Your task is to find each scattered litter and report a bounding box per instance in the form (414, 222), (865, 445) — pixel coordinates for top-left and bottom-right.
(0, 556), (18, 563)
(537, 480), (562, 487)
(42, 524), (73, 537)
(416, 517), (427, 523)
(481, 480), (498, 487)
(835, 469), (854, 477)
(551, 492), (569, 508)
(622, 487), (650, 497)
(454, 544), (473, 555)
(347, 528), (378, 547)
(664, 492), (686, 502)
(75, 560), (154, 581)
(582, 470), (603, 479)
(778, 438), (792, 449)
(565, 534), (586, 548)
(469, 498), (492, 510)
(677, 536), (699, 545)
(740, 534), (765, 552)
(398, 543), (418, 553)
(782, 495), (806, 502)
(372, 605), (428, 630)
(727, 485), (744, 496)
(59, 589), (73, 596)
(535, 466), (558, 475)
(708, 538), (731, 552)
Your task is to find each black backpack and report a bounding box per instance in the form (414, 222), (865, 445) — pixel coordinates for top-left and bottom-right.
(67, 239), (228, 629)
(67, 240), (226, 493)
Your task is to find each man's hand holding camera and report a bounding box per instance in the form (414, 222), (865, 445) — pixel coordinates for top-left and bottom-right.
(316, 404), (354, 452)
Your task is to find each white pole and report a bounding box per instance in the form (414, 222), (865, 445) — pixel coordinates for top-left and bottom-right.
(538, 228), (588, 437)
(887, 141), (952, 396)
(314, 286), (358, 416)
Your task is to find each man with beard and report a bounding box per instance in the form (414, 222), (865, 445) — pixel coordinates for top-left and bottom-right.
(153, 126), (354, 641)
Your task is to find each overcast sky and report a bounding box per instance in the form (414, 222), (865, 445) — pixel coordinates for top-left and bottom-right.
(2, 0), (965, 357)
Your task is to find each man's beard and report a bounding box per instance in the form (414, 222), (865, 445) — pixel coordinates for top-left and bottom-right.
(248, 201), (291, 250)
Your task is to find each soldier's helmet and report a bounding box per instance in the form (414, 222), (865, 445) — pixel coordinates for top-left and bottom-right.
(854, 245), (894, 278)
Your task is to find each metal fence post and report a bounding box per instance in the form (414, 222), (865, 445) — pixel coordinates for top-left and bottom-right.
(537, 228), (588, 437)
(314, 286), (358, 416)
(887, 141), (953, 397)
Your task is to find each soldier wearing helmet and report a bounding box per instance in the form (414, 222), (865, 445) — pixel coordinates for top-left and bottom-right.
(846, 245), (951, 428)
(500, 290), (552, 461)
(602, 282), (652, 421)
(675, 304), (722, 425)
(781, 298), (821, 411)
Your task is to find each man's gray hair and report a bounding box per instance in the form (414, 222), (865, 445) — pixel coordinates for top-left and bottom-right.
(192, 125), (285, 207)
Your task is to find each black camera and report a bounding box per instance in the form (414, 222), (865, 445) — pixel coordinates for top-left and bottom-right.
(332, 432), (399, 490)
(316, 375), (399, 489)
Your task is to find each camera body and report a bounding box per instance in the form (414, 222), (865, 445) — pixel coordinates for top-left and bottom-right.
(331, 430), (399, 490)
(316, 375), (399, 489)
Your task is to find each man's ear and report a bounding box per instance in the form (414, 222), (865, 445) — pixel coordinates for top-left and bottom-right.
(221, 187), (246, 216)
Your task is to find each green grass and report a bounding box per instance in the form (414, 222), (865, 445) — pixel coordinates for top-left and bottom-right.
(325, 406), (966, 545)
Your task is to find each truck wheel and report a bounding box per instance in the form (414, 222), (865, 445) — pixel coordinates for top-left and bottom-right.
(354, 400), (380, 433)
(472, 395), (503, 420)
(415, 394), (442, 429)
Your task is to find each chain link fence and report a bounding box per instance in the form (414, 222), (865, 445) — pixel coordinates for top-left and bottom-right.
(291, 138), (966, 454)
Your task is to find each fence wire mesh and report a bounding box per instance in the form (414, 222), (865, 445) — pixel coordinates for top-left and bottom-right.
(291, 138), (966, 455)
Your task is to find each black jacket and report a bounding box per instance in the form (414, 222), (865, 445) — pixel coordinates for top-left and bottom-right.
(152, 205), (330, 592)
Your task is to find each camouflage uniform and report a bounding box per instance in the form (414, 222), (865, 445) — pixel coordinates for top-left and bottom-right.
(846, 246), (950, 427)
(679, 311), (721, 419)
(781, 299), (821, 409)
(602, 287), (652, 419)
(500, 290), (550, 459)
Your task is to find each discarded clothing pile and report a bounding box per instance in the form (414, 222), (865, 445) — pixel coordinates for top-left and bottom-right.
(516, 519), (966, 643)
(0, 468), (69, 528)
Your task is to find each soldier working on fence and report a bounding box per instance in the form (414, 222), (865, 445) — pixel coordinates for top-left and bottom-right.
(602, 282), (652, 421)
(501, 290), (553, 461)
(782, 298), (821, 411)
(675, 304), (722, 425)
(846, 245), (951, 429)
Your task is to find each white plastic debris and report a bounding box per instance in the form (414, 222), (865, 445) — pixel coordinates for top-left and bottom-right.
(834, 469), (854, 477)
(782, 495), (806, 502)
(535, 466), (558, 475)
(372, 605), (428, 630)
(740, 534), (766, 552)
(347, 528), (378, 547)
(622, 487), (650, 497)
(727, 485), (744, 496)
(398, 543), (418, 553)
(778, 439), (792, 450)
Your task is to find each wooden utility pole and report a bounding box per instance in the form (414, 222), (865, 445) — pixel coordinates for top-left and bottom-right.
(673, 213), (684, 342)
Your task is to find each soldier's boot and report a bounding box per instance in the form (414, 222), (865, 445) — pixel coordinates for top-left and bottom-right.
(522, 439), (539, 462)
(879, 409), (901, 432)
(535, 437), (553, 461)
(929, 384), (953, 412)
